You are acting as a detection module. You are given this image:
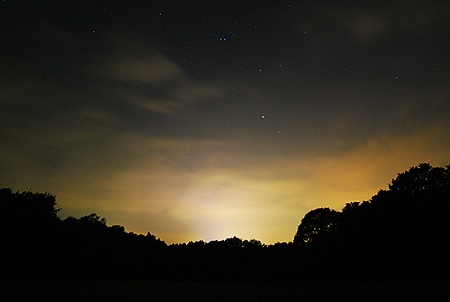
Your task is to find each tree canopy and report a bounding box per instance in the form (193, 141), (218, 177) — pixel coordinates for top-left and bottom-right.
(293, 207), (339, 246)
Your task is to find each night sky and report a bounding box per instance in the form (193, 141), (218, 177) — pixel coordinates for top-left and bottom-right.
(2, 0), (450, 244)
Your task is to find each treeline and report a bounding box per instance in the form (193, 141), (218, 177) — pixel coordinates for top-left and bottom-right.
(1, 163), (449, 281)
(292, 163), (450, 281)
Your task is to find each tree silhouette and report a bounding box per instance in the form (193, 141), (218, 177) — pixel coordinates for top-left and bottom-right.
(1, 188), (63, 278)
(329, 163), (450, 280)
(243, 239), (265, 249)
(225, 236), (245, 248)
(388, 163), (450, 194)
(293, 207), (339, 246)
(79, 212), (107, 225)
(0, 187), (60, 229)
(2, 162), (450, 281)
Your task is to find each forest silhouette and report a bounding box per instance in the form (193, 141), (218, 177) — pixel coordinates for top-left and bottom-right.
(2, 163), (449, 281)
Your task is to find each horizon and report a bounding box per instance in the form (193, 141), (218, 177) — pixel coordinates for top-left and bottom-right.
(4, 162), (447, 245)
(2, 1), (450, 245)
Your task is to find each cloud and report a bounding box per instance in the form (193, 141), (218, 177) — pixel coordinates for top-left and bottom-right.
(346, 1), (450, 43)
(3, 59), (450, 244)
(94, 35), (224, 116)
(347, 14), (388, 42)
(109, 53), (183, 85)
(299, 123), (450, 207)
(129, 79), (224, 115)
(289, 0), (450, 49)
(3, 99), (450, 244)
(97, 122), (449, 244)
(4, 26), (450, 246)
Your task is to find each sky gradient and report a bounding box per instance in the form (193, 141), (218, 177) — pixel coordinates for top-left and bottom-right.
(2, 0), (450, 244)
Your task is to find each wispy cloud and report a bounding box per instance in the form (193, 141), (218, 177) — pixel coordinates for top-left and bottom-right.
(109, 54), (183, 85)
(93, 35), (224, 116)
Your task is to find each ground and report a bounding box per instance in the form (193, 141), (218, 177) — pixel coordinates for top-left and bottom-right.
(1, 280), (449, 301)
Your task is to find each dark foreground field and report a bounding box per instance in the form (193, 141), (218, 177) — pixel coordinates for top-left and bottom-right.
(2, 280), (449, 302)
